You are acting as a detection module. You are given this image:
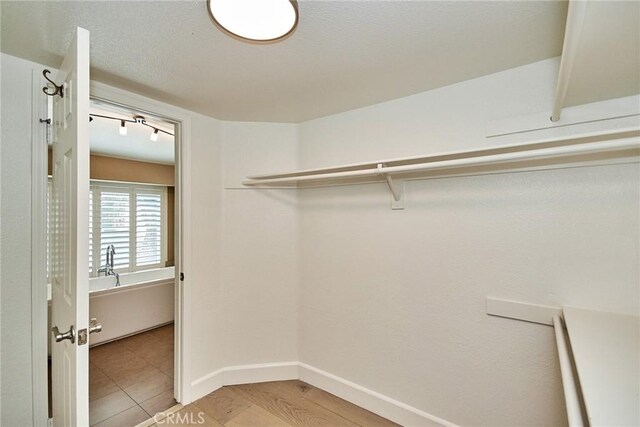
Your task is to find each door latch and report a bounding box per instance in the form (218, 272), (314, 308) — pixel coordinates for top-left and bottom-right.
(77, 328), (87, 346)
(52, 325), (75, 344)
(78, 318), (102, 346)
(89, 318), (102, 334)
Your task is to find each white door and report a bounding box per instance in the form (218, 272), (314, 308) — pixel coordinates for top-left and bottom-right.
(50, 27), (91, 427)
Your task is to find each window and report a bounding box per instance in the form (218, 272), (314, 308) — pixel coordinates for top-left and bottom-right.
(89, 182), (167, 276)
(47, 179), (168, 279)
(135, 191), (163, 267)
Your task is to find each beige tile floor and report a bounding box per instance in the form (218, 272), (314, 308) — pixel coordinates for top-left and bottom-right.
(89, 324), (176, 426)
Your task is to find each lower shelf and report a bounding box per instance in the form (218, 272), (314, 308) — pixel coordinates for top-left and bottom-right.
(562, 306), (640, 427)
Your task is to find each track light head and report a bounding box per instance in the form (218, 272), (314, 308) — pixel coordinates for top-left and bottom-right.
(119, 120), (127, 136)
(150, 128), (159, 142)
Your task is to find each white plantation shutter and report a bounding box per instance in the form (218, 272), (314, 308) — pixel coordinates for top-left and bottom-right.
(88, 182), (166, 276)
(98, 188), (131, 270)
(136, 190), (163, 267)
(49, 181), (167, 279)
(89, 189), (93, 273)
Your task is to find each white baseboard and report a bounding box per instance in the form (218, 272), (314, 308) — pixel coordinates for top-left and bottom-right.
(190, 361), (299, 401)
(190, 361), (456, 427)
(223, 362), (300, 386)
(299, 363), (455, 427)
(190, 368), (224, 401)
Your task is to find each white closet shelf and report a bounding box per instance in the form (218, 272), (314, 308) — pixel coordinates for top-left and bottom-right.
(486, 299), (639, 426)
(553, 315), (586, 427)
(243, 128), (640, 194)
(562, 306), (640, 427)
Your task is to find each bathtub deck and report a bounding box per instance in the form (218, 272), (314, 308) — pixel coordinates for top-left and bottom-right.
(89, 324), (175, 426)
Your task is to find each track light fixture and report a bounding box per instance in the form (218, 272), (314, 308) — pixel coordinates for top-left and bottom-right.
(88, 113), (174, 141)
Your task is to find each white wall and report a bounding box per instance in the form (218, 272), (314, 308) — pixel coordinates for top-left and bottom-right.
(297, 58), (639, 426)
(218, 121), (299, 369)
(188, 111), (226, 382)
(189, 119), (300, 386)
(0, 53), (37, 426)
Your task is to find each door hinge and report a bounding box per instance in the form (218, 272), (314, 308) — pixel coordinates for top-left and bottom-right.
(39, 118), (51, 124)
(180, 272), (184, 282)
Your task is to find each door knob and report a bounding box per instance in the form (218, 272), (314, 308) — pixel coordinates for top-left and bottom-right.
(89, 318), (102, 334)
(52, 325), (75, 343)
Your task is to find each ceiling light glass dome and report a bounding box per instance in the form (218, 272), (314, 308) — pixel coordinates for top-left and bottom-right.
(207, 0), (299, 43)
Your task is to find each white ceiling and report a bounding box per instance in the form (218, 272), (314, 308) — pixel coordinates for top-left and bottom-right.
(1, 1), (569, 123)
(89, 103), (175, 164)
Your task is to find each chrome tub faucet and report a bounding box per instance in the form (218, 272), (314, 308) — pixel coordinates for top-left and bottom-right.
(97, 244), (120, 287)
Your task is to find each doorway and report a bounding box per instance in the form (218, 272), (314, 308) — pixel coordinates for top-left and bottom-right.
(39, 86), (189, 425)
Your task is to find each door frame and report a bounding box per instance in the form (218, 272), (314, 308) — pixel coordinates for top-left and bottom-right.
(31, 74), (193, 425)
(31, 68), (51, 426)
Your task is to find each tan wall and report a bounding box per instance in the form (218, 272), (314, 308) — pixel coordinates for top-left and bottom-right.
(48, 150), (174, 185)
(90, 155), (174, 185)
(48, 150), (175, 265)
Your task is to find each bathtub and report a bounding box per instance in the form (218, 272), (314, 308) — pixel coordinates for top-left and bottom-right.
(89, 267), (175, 346)
(90, 267), (175, 292)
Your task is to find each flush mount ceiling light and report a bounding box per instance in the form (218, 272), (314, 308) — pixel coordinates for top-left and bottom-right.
(207, 0), (299, 43)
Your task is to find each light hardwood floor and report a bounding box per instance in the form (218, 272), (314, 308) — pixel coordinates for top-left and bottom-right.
(89, 324), (176, 426)
(89, 324), (398, 426)
(153, 380), (399, 427)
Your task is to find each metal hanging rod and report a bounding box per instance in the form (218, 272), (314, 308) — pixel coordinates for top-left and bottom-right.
(243, 128), (640, 187)
(89, 113), (174, 136)
(42, 69), (63, 98)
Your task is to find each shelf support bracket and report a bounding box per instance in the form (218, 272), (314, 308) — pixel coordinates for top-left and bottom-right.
(378, 163), (404, 209)
(550, 0), (588, 122)
(384, 174), (402, 202)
